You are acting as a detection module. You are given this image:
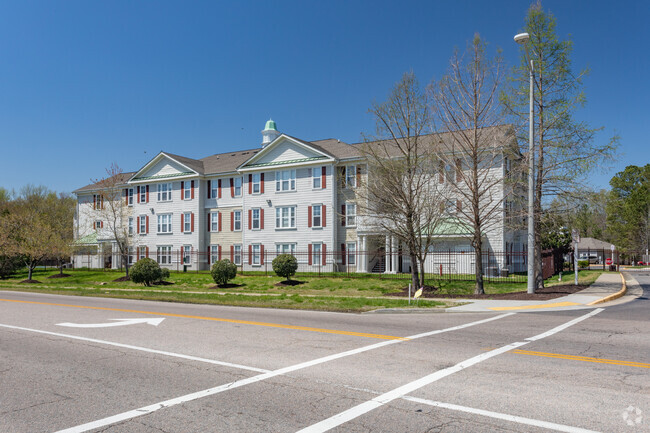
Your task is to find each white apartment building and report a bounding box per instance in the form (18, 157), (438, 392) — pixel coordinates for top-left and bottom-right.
(73, 120), (525, 274)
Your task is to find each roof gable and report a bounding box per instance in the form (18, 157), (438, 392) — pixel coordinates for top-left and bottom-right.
(239, 135), (335, 170)
(130, 152), (202, 182)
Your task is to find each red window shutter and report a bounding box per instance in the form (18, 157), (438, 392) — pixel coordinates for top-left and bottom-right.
(218, 212), (222, 232)
(124, 188), (128, 205)
(322, 244), (327, 266)
(218, 179), (222, 198)
(230, 245), (234, 261)
(218, 245), (222, 261)
(101, 221), (104, 228)
(248, 174), (252, 194)
(181, 214), (184, 232)
(456, 159), (462, 182)
(230, 178), (234, 197)
(260, 244), (264, 264)
(230, 212), (234, 231)
(207, 180), (211, 199)
(356, 167), (361, 187)
(260, 209), (264, 229)
(180, 246), (184, 261)
(191, 213), (195, 232)
(191, 180), (195, 199)
(137, 186), (140, 203)
(308, 244), (313, 265)
(145, 246), (149, 258)
(180, 181), (184, 200)
(207, 213), (211, 232)
(308, 206), (312, 228)
(260, 173), (265, 194)
(145, 185), (149, 203)
(341, 243), (346, 265)
(248, 245), (252, 264)
(341, 204), (346, 226)
(93, 195), (96, 210)
(248, 209), (252, 230)
(137, 216), (140, 234)
(322, 205), (326, 227)
(146, 216), (149, 233)
(439, 161), (445, 184)
(322, 166), (326, 189)
(456, 199), (462, 213)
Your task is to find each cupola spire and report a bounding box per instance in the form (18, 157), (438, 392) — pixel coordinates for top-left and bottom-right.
(261, 118), (280, 147)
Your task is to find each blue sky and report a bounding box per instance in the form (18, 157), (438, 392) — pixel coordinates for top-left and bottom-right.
(0, 0), (647, 194)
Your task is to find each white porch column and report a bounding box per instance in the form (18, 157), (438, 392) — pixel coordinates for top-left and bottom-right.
(384, 235), (391, 273)
(360, 235), (367, 273)
(391, 235), (398, 274)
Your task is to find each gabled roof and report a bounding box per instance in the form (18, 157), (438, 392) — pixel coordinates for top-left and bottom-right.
(577, 237), (615, 250)
(130, 151), (203, 181)
(73, 172), (136, 194)
(201, 149), (260, 175)
(237, 134), (336, 170)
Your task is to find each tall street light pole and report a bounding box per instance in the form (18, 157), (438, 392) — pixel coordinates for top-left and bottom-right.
(514, 32), (535, 294)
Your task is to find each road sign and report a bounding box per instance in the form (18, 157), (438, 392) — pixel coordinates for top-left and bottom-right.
(610, 244), (615, 252)
(572, 229), (580, 243)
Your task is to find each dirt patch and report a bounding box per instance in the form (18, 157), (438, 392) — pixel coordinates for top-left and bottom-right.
(274, 280), (305, 287)
(112, 276), (131, 282)
(387, 284), (589, 300)
(20, 279), (41, 284)
(209, 283), (245, 289)
(47, 273), (72, 279)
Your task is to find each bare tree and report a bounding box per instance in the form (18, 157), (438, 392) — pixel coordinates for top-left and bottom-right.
(358, 72), (446, 289)
(430, 34), (518, 294)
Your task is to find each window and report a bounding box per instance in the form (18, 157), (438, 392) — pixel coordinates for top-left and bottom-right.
(276, 243), (296, 255)
(128, 247), (134, 265)
(252, 173), (261, 194)
(138, 246), (147, 260)
(445, 200), (456, 215)
(275, 206), (296, 229)
(233, 244), (242, 265)
(157, 246), (172, 265)
(345, 165), (357, 188)
(94, 220), (102, 230)
(139, 187), (147, 203)
(312, 204), (322, 228)
(139, 215), (147, 234)
(275, 169), (296, 192)
(210, 245), (219, 264)
(93, 194), (104, 210)
(128, 188), (134, 206)
(347, 242), (356, 265)
(157, 214), (173, 234)
(346, 203), (356, 227)
(234, 177), (242, 197)
(157, 183), (172, 202)
(312, 167), (323, 189)
(252, 208), (260, 230)
(312, 243), (322, 265)
(210, 181), (219, 199)
(233, 210), (242, 231)
(183, 213), (192, 233)
(252, 244), (261, 265)
(182, 245), (191, 264)
(128, 217), (134, 236)
(210, 212), (219, 232)
(183, 181), (192, 200)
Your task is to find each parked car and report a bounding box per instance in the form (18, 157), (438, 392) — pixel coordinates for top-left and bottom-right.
(638, 261), (648, 266)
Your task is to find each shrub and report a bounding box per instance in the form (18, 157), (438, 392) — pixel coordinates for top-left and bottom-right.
(130, 258), (163, 286)
(158, 267), (170, 282)
(578, 260), (589, 268)
(272, 254), (298, 281)
(211, 259), (237, 286)
(0, 255), (23, 279)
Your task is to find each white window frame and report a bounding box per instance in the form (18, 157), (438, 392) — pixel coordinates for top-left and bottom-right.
(345, 165), (357, 188)
(183, 182), (192, 200)
(312, 243), (322, 265)
(157, 213), (173, 234)
(233, 210), (242, 231)
(252, 244), (261, 266)
(210, 212), (219, 232)
(138, 246), (147, 260)
(182, 245), (192, 264)
(157, 183), (172, 202)
(210, 245), (219, 265)
(128, 246), (134, 265)
(275, 206), (296, 229)
(275, 169), (296, 192)
(183, 213), (192, 233)
(157, 246), (172, 265)
(252, 173), (261, 194)
(312, 204), (322, 228)
(139, 187), (146, 203)
(94, 220), (102, 230)
(128, 188), (134, 206)
(139, 215), (147, 234)
(276, 243), (296, 255)
(233, 244), (242, 265)
(345, 203), (356, 227)
(251, 208), (260, 230)
(347, 242), (356, 265)
(128, 217), (134, 236)
(234, 177), (242, 197)
(312, 167), (322, 189)
(210, 181), (219, 199)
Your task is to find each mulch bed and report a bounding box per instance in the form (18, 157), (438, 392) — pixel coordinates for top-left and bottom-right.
(209, 283), (245, 289)
(20, 279), (41, 284)
(387, 284), (589, 300)
(112, 276), (131, 282)
(274, 280), (305, 287)
(47, 273), (72, 279)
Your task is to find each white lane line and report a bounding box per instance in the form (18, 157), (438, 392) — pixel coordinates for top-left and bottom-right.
(403, 397), (600, 433)
(296, 308), (604, 433)
(54, 313), (515, 433)
(0, 323), (270, 374)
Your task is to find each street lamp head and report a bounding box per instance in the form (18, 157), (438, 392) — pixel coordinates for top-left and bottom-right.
(514, 32), (530, 44)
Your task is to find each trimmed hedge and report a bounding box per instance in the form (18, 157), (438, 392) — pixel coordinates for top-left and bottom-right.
(211, 259), (237, 286)
(272, 254), (298, 281)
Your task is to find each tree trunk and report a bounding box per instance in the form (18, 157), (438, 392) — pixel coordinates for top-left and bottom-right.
(473, 235), (485, 295)
(28, 264), (33, 280)
(409, 252), (420, 289)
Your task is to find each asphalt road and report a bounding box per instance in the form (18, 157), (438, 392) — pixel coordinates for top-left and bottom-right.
(0, 272), (648, 432)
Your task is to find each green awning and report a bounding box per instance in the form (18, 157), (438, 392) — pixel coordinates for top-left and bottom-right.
(73, 233), (98, 246)
(423, 218), (474, 236)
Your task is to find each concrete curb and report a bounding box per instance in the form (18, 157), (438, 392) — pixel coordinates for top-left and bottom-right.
(586, 273), (627, 305)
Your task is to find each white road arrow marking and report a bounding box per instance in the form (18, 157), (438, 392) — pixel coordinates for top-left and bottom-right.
(56, 318), (165, 328)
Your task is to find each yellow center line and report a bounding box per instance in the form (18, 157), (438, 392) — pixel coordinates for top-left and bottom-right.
(488, 301), (581, 311)
(0, 298), (408, 341)
(511, 349), (650, 369)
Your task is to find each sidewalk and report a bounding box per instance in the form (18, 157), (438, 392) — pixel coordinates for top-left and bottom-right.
(444, 272), (626, 313)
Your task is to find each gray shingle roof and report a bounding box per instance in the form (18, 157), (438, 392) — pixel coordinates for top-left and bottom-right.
(73, 172), (137, 193)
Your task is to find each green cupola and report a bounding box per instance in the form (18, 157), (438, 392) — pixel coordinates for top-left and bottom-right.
(261, 118), (280, 146)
